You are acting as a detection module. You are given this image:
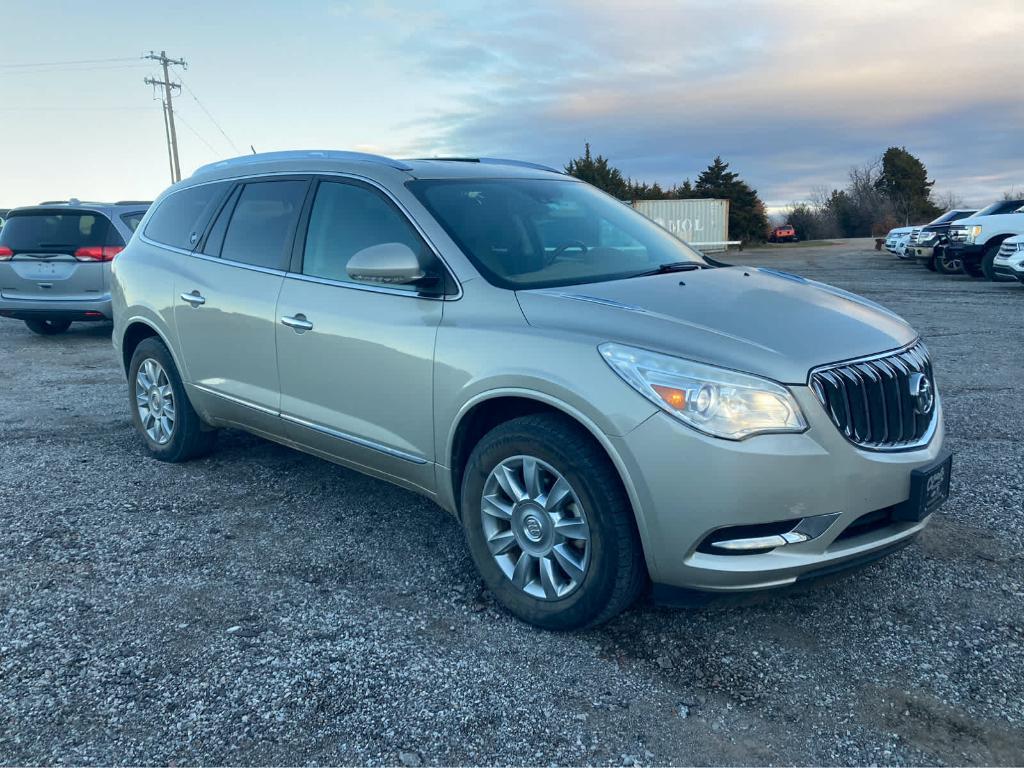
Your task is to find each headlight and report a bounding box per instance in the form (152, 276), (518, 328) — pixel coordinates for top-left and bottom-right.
(599, 343), (807, 440)
(919, 232), (936, 244)
(967, 225), (983, 244)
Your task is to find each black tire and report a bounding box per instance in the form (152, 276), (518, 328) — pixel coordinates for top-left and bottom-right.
(25, 318), (71, 335)
(461, 413), (647, 630)
(925, 255), (937, 272)
(963, 259), (984, 278)
(128, 337), (216, 462)
(981, 241), (1015, 282)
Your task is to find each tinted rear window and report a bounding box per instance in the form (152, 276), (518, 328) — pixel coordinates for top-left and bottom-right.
(0, 211), (116, 253)
(144, 183), (228, 250)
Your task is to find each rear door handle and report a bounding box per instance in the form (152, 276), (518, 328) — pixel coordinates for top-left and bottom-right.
(180, 290), (206, 307)
(281, 313), (313, 332)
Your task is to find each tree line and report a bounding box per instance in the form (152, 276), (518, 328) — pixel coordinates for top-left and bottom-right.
(564, 143), (953, 242)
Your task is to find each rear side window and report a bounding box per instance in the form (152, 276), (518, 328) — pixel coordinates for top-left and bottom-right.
(121, 211), (146, 233)
(144, 183), (228, 251)
(302, 180), (430, 289)
(0, 210), (117, 254)
(220, 180), (307, 270)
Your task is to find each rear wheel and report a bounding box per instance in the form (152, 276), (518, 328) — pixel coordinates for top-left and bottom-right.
(461, 414), (646, 630)
(128, 337), (216, 462)
(981, 241), (1015, 282)
(25, 318), (71, 335)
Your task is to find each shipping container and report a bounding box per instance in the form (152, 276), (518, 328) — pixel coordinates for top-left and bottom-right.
(631, 198), (730, 252)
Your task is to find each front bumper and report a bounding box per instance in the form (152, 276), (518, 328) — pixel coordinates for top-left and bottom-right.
(0, 294), (112, 321)
(911, 245), (936, 261)
(945, 242), (983, 262)
(610, 386), (945, 592)
(993, 254), (1024, 282)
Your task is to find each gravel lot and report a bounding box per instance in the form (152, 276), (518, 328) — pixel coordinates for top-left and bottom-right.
(1, 240), (1022, 766)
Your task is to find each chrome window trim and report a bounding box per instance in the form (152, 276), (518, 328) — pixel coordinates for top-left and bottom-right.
(281, 413), (427, 465)
(142, 170), (463, 300)
(807, 338), (939, 453)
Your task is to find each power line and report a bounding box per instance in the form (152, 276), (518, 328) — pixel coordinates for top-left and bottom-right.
(0, 56), (141, 69)
(171, 68), (242, 154)
(144, 50), (186, 183)
(1, 63), (148, 76)
(174, 111), (220, 156)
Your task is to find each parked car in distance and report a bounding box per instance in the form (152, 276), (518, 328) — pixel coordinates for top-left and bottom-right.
(884, 226), (915, 255)
(907, 209), (977, 272)
(992, 234), (1024, 284)
(0, 200), (149, 335)
(946, 198), (1024, 281)
(112, 150), (950, 630)
(768, 224), (797, 243)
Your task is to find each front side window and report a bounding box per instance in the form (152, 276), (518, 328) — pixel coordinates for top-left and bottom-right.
(220, 180), (307, 270)
(409, 178), (705, 290)
(302, 180), (435, 291)
(144, 182), (228, 251)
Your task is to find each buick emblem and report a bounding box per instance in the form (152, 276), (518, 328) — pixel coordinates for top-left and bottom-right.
(908, 372), (934, 415)
(523, 515), (544, 542)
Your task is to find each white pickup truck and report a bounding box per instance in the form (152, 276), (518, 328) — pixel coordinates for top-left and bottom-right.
(945, 198), (1024, 280)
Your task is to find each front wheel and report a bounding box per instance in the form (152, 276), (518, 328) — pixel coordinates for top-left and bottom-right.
(963, 259), (984, 278)
(128, 337), (216, 462)
(981, 242), (1015, 282)
(25, 318), (71, 335)
(461, 414), (646, 630)
(935, 248), (963, 275)
(925, 255), (937, 272)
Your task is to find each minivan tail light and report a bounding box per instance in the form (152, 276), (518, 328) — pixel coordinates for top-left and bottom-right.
(74, 245), (124, 262)
(0, 247), (12, 260)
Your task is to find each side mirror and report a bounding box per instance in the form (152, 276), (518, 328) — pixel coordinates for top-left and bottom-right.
(346, 242), (428, 286)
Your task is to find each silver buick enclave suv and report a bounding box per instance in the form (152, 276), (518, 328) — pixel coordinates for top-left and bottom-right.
(112, 150), (950, 629)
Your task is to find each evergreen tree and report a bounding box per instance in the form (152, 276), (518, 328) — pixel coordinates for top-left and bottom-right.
(564, 143), (631, 199)
(874, 147), (940, 224)
(687, 157), (769, 243)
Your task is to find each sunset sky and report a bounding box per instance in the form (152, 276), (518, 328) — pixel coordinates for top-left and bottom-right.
(1, 0), (1020, 211)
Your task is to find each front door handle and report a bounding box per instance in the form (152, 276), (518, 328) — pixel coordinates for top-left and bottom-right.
(281, 313), (313, 333)
(180, 290), (206, 307)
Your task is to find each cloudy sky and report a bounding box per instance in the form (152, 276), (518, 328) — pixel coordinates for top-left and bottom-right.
(1, 0), (1020, 211)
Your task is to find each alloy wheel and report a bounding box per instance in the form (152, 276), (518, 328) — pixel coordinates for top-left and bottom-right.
(480, 455), (591, 601)
(135, 358), (176, 445)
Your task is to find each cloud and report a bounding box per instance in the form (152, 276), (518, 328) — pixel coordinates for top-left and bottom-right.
(385, 0), (1023, 207)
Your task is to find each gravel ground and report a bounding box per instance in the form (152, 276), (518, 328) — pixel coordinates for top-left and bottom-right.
(1, 240), (1022, 766)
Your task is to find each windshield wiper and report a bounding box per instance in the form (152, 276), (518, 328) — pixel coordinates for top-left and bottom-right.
(633, 262), (705, 278)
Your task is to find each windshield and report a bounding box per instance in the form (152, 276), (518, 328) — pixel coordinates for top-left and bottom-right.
(928, 209), (973, 225)
(972, 200), (1024, 217)
(409, 178), (706, 290)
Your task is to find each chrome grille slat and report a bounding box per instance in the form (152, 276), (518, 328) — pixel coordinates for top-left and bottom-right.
(809, 341), (936, 451)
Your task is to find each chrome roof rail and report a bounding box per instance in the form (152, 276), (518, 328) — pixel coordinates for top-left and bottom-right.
(192, 150), (414, 177)
(410, 157), (564, 174)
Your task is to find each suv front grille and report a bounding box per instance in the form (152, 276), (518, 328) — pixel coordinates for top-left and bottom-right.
(908, 229), (921, 245)
(998, 241), (1019, 259)
(809, 341), (936, 451)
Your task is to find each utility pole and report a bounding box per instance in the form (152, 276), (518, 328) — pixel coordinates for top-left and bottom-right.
(144, 50), (186, 183)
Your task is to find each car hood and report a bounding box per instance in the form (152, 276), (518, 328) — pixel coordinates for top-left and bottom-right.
(516, 266), (917, 384)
